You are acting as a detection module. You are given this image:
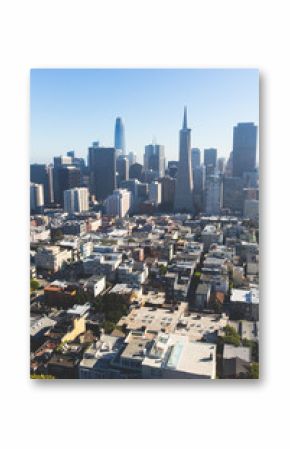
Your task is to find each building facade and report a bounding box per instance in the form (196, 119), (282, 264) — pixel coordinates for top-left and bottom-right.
(64, 187), (89, 214)
(233, 122), (257, 177)
(88, 143), (116, 201)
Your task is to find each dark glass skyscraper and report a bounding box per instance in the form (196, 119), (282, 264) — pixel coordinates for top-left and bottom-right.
(174, 107), (194, 213)
(116, 155), (129, 185)
(114, 117), (125, 155)
(88, 143), (116, 201)
(232, 122), (257, 177)
(54, 166), (81, 206)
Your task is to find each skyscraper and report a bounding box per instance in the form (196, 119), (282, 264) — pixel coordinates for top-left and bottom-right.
(174, 107), (194, 213)
(129, 162), (143, 181)
(88, 143), (116, 201)
(223, 177), (244, 213)
(105, 189), (131, 218)
(30, 183), (44, 213)
(116, 155), (129, 185)
(205, 175), (223, 215)
(161, 176), (175, 211)
(204, 148), (217, 177)
(128, 151), (137, 166)
(149, 181), (162, 205)
(144, 144), (165, 178)
(30, 163), (54, 205)
(114, 117), (125, 155)
(232, 122), (257, 177)
(191, 148), (201, 168)
(53, 166), (81, 205)
(64, 187), (89, 214)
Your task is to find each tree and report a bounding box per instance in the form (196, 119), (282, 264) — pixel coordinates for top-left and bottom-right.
(248, 363), (259, 379)
(242, 339), (259, 362)
(30, 279), (40, 291)
(103, 321), (115, 334)
(222, 335), (241, 347)
(159, 265), (167, 276)
(221, 325), (241, 347)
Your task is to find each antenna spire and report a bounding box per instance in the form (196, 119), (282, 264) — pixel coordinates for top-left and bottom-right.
(183, 106), (188, 129)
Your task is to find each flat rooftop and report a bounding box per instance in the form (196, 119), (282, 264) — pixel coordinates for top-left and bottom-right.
(143, 333), (216, 379)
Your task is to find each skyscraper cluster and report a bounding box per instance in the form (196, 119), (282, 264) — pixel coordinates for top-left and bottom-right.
(30, 111), (258, 220)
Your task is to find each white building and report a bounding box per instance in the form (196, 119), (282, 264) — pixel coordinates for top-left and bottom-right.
(30, 183), (44, 212)
(35, 245), (72, 272)
(64, 187), (89, 214)
(149, 181), (162, 205)
(142, 333), (216, 379)
(201, 224), (223, 251)
(79, 336), (123, 379)
(205, 175), (223, 215)
(105, 189), (131, 218)
(30, 226), (50, 242)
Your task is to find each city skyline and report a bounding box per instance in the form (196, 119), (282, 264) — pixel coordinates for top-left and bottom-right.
(30, 69), (259, 164)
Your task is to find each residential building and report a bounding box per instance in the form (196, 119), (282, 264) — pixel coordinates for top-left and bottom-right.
(30, 183), (44, 213)
(64, 187), (89, 214)
(105, 189), (131, 217)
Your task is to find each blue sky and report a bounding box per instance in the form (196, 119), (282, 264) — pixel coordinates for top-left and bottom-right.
(30, 68), (259, 164)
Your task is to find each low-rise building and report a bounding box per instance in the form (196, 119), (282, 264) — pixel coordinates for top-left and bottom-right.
(195, 283), (211, 309)
(35, 246), (72, 272)
(79, 335), (124, 379)
(222, 344), (251, 378)
(230, 287), (259, 321)
(142, 333), (216, 379)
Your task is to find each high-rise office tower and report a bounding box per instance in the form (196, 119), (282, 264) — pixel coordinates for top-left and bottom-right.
(105, 189), (131, 218)
(114, 117), (125, 155)
(204, 148), (217, 177)
(205, 175), (223, 215)
(53, 155), (72, 168)
(88, 143), (116, 201)
(64, 187), (89, 214)
(167, 161), (179, 179)
(137, 182), (149, 202)
(116, 155), (129, 185)
(204, 148), (217, 167)
(191, 148), (201, 168)
(129, 162), (143, 181)
(174, 107), (194, 213)
(54, 166), (81, 206)
(149, 181), (162, 205)
(232, 122), (257, 177)
(67, 150), (75, 158)
(193, 164), (206, 213)
(225, 151), (233, 177)
(161, 176), (175, 211)
(30, 163), (54, 205)
(217, 157), (226, 174)
(128, 151), (137, 166)
(30, 183), (44, 213)
(223, 177), (244, 213)
(144, 144), (165, 178)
